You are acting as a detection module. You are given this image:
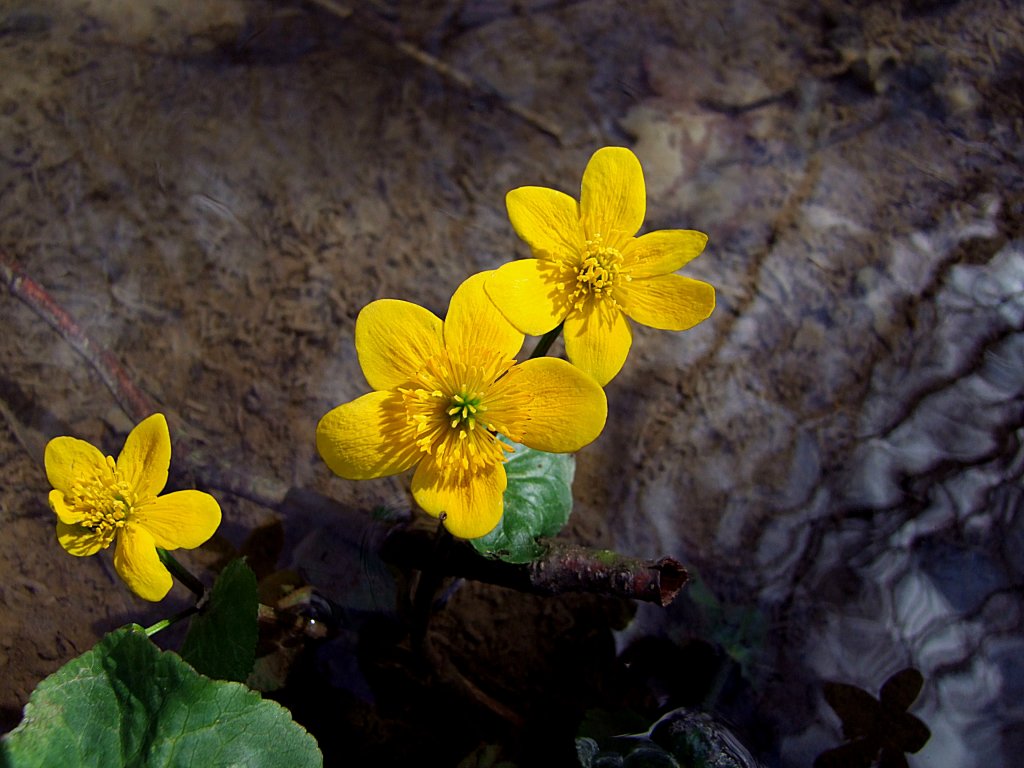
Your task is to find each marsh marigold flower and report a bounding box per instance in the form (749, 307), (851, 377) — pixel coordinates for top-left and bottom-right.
(316, 272), (607, 539)
(485, 146), (716, 385)
(45, 413), (221, 601)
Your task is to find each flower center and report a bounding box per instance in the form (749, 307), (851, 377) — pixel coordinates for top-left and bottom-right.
(66, 455), (135, 549)
(447, 391), (484, 430)
(400, 350), (521, 477)
(567, 233), (629, 310)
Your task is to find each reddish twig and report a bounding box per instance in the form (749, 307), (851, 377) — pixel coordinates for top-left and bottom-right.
(382, 528), (688, 607)
(0, 249), (291, 508)
(305, 0), (563, 141)
(526, 544), (687, 607)
(1, 251), (158, 421)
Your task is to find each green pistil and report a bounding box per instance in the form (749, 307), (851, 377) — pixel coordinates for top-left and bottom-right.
(447, 391), (485, 430)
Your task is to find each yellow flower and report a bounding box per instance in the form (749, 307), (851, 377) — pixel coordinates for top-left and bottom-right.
(316, 272), (607, 539)
(485, 146), (716, 385)
(45, 413), (221, 601)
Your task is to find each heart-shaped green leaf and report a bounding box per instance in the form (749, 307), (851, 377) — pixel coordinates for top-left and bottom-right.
(181, 558), (259, 682)
(471, 438), (575, 563)
(1, 625), (321, 767)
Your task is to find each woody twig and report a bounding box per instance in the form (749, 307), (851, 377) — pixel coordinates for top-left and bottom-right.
(0, 252), (158, 421)
(305, 0), (563, 141)
(381, 527), (687, 607)
(0, 249), (290, 509)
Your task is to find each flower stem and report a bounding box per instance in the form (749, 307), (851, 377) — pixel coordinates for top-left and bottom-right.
(157, 548), (206, 598)
(527, 322), (564, 359)
(144, 604), (199, 637)
(411, 517), (453, 644)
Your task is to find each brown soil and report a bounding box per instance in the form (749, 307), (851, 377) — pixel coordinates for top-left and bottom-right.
(2, 0), (1022, 765)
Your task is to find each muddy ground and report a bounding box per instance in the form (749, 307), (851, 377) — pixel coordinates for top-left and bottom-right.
(1, 0), (1022, 765)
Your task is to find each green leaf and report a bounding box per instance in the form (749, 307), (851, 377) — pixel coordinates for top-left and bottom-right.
(1, 625), (321, 768)
(576, 737), (601, 768)
(575, 707), (758, 768)
(471, 438), (575, 563)
(181, 558), (259, 682)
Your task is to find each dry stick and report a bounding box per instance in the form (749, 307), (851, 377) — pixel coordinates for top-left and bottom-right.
(2, 251), (687, 606)
(0, 254), (159, 423)
(382, 528), (688, 607)
(0, 250), (290, 510)
(305, 0), (564, 142)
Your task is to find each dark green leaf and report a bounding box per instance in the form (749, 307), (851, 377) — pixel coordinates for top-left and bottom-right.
(650, 708), (761, 768)
(576, 737), (601, 768)
(181, 558), (259, 682)
(471, 438), (575, 563)
(1, 625), (321, 768)
(578, 707), (760, 768)
(621, 746), (679, 767)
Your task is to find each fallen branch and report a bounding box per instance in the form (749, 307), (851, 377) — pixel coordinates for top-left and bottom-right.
(382, 527), (688, 607)
(0, 249), (290, 509)
(3, 251), (686, 606)
(0, 252), (158, 422)
(305, 0), (563, 141)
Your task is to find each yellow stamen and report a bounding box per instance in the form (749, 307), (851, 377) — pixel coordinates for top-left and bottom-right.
(63, 456), (136, 549)
(568, 232), (628, 310)
(399, 348), (529, 479)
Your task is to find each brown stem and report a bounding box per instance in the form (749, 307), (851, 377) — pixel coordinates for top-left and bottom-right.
(1, 252), (158, 420)
(305, 0), (563, 141)
(0, 250), (290, 509)
(381, 528), (688, 607)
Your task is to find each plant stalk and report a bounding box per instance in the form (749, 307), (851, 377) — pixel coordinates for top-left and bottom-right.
(527, 322), (564, 360)
(157, 548), (206, 599)
(144, 604), (199, 637)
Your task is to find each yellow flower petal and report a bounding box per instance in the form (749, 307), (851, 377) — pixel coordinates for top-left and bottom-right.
(444, 271), (524, 360)
(580, 147), (646, 245)
(56, 519), (106, 556)
(506, 186), (583, 261)
(114, 523), (173, 601)
(355, 299), (444, 391)
(411, 459), (507, 539)
(563, 299), (633, 386)
(485, 259), (568, 336)
(618, 274), (716, 331)
(44, 436), (108, 496)
(316, 391), (420, 480)
(135, 490), (221, 550)
(50, 489), (83, 525)
(489, 357), (607, 452)
(116, 413), (170, 501)
(622, 229), (708, 278)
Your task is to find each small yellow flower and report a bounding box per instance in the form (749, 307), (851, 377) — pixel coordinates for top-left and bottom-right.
(485, 146), (716, 385)
(316, 272), (607, 539)
(45, 413), (221, 601)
